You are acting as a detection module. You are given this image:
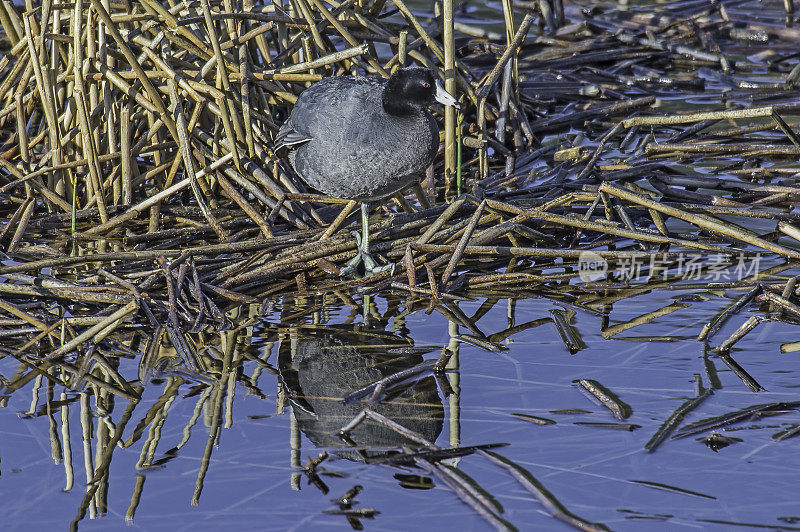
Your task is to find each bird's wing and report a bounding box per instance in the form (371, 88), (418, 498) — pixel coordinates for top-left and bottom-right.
(275, 76), (386, 156)
(274, 120), (312, 154)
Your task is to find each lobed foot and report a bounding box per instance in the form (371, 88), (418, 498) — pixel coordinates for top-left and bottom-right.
(340, 231), (395, 278)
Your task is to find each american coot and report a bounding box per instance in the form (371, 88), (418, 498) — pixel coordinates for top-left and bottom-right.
(276, 67), (460, 277)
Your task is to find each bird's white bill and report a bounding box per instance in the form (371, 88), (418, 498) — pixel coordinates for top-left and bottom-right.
(434, 79), (460, 109)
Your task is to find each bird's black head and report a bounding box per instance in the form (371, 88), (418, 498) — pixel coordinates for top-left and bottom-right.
(382, 67), (459, 116)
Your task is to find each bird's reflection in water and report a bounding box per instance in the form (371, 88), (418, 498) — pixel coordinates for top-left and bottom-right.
(278, 326), (444, 462)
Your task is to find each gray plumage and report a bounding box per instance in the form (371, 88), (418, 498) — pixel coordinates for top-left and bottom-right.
(276, 70), (440, 202)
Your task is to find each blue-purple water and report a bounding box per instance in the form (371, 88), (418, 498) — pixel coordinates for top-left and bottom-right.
(3, 285), (800, 531)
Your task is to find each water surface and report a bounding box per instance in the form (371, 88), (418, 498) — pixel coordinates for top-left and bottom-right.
(3, 283), (800, 531)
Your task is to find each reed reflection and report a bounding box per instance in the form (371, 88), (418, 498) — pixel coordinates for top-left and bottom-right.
(3, 294), (587, 531)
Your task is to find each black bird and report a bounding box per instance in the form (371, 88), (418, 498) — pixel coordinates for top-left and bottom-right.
(276, 67), (460, 276)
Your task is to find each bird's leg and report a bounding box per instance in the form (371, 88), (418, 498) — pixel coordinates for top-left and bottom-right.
(340, 203), (394, 278)
(360, 203), (395, 276)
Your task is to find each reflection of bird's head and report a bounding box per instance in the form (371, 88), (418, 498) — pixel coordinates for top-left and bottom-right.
(278, 327), (443, 461)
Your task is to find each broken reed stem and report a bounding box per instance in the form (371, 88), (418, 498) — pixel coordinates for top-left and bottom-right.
(318, 200), (358, 240)
(441, 200), (485, 286)
(279, 43), (369, 73)
(443, 0), (457, 198)
(622, 104), (800, 127)
(477, 14), (534, 100)
(714, 315), (763, 354)
(698, 286), (760, 342)
(758, 292), (800, 320)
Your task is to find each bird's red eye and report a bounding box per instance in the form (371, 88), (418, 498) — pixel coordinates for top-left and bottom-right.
(422, 82), (430, 88)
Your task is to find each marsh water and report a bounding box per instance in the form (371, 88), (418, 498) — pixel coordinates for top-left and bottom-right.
(3, 277), (800, 531)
